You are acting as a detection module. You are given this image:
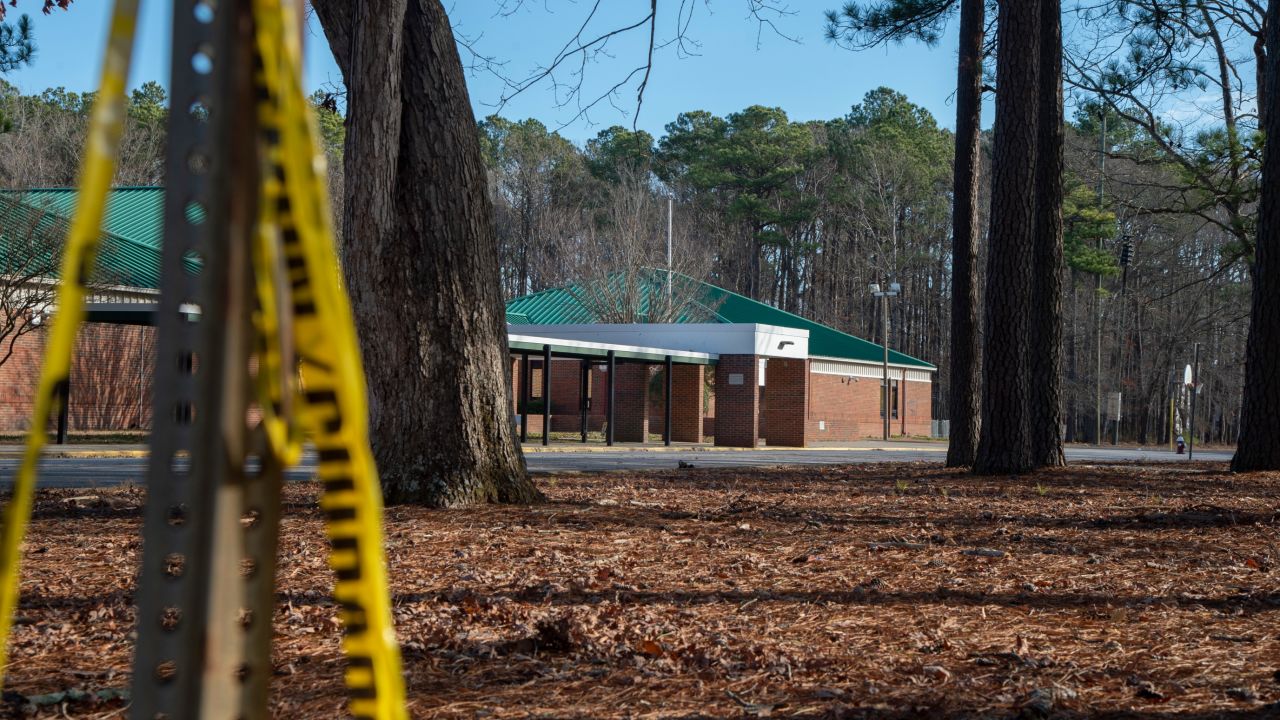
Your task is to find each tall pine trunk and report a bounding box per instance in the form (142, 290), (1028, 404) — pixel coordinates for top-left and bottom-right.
(311, 0), (542, 505)
(973, 0), (1040, 475)
(945, 0), (985, 468)
(1029, 0), (1066, 468)
(1232, 0), (1280, 472)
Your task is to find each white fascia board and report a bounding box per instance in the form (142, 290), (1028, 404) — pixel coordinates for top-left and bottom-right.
(809, 355), (937, 374)
(4, 274), (159, 298)
(508, 333), (716, 363)
(507, 323), (808, 359)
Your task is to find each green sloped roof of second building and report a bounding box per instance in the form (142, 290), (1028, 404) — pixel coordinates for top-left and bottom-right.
(505, 271), (935, 369)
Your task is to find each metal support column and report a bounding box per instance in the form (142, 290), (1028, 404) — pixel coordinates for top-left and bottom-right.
(664, 356), (673, 446)
(519, 352), (530, 443)
(55, 377), (69, 445)
(131, 0), (242, 715)
(882, 295), (890, 442)
(606, 351), (616, 446)
(1189, 342), (1200, 460)
(541, 344), (551, 446)
(579, 359), (589, 443)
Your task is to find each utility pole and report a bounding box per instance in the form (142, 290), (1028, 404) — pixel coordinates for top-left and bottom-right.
(1116, 235), (1132, 446)
(883, 298), (889, 441)
(870, 282), (901, 441)
(1095, 106), (1106, 446)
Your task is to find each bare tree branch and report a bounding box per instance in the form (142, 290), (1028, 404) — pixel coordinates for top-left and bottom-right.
(459, 1), (798, 131)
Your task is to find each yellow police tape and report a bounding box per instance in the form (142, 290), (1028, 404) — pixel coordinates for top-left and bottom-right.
(250, 56), (302, 468)
(0, 0), (140, 688)
(251, 2), (408, 718)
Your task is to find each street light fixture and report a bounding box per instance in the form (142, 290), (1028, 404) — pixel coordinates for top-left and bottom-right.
(870, 281), (901, 441)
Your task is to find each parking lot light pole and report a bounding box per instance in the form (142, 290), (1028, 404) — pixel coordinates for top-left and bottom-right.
(870, 282), (901, 441)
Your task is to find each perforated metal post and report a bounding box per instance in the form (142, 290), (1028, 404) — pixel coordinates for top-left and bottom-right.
(132, 0), (264, 717)
(130, 0), (221, 714)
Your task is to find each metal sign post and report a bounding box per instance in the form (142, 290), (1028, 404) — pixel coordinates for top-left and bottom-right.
(132, 0), (278, 715)
(128, 0), (221, 711)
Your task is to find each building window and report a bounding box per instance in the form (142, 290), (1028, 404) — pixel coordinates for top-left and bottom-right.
(880, 380), (899, 419)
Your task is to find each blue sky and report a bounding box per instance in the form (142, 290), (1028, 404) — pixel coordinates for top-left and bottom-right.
(4, 1), (988, 145)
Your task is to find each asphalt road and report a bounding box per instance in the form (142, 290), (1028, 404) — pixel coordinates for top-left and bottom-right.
(0, 446), (1234, 488)
(524, 446), (1233, 474)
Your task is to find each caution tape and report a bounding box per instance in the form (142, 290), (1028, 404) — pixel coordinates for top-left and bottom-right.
(250, 2), (408, 718)
(250, 40), (302, 468)
(0, 0), (140, 688)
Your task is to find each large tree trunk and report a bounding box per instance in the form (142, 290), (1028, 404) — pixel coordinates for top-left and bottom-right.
(1029, 0), (1066, 468)
(973, 0), (1040, 475)
(945, 0), (984, 468)
(311, 0), (542, 505)
(1232, 0), (1280, 472)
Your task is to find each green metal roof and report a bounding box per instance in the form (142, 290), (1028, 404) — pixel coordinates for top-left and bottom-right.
(0, 187), (196, 290)
(506, 270), (935, 369)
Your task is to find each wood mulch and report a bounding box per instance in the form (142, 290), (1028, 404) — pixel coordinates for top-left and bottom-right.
(3, 461), (1279, 718)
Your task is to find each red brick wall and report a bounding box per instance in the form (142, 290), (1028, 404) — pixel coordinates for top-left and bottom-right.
(713, 355), (759, 447)
(0, 323), (155, 432)
(899, 379), (931, 436)
(509, 353), (933, 445)
(510, 357), (608, 437)
(761, 358), (808, 447)
(510, 356), (549, 438)
(612, 363), (650, 442)
(646, 364), (705, 442)
(0, 327), (44, 431)
(805, 372), (932, 441)
(549, 359), (583, 415)
(703, 384), (715, 437)
(511, 359), (707, 442)
(670, 364), (703, 443)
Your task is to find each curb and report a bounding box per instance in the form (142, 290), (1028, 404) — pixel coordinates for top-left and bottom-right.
(2, 446), (949, 460)
(0, 450), (150, 460)
(520, 445), (948, 454)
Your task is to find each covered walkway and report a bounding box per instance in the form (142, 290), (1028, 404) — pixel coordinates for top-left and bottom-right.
(509, 333), (715, 447)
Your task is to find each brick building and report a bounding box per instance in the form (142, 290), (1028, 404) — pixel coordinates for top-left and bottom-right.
(1, 188), (166, 434)
(506, 274), (936, 447)
(2, 187), (935, 445)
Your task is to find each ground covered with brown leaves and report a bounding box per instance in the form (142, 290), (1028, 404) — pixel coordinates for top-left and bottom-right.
(4, 462), (1280, 718)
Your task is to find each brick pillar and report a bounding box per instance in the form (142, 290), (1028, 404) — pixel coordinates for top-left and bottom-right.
(714, 355), (759, 447)
(549, 359), (582, 414)
(613, 363), (650, 442)
(549, 359), (583, 431)
(589, 366), (608, 430)
(670, 364), (704, 443)
(762, 358), (809, 447)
